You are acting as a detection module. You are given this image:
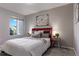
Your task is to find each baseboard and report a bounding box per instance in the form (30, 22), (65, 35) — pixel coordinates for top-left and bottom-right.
(74, 49), (78, 56)
(74, 49), (77, 56)
(61, 46), (74, 50)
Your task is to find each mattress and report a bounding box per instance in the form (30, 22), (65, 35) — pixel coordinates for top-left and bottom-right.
(1, 37), (50, 56)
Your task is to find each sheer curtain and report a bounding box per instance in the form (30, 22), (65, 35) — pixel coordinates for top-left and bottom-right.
(17, 19), (24, 35)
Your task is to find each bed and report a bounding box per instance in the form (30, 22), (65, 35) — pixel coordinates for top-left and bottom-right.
(1, 27), (52, 56)
(1, 37), (50, 56)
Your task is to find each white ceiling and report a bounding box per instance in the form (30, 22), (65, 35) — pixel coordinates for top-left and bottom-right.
(0, 3), (68, 15)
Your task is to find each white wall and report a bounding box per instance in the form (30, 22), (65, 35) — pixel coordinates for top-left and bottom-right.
(74, 23), (79, 55)
(25, 4), (74, 48)
(73, 4), (79, 56)
(0, 7), (25, 45)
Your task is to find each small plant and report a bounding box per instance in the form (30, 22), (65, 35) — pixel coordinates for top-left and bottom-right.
(55, 33), (59, 38)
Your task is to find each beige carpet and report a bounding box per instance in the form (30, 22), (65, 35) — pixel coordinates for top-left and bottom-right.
(43, 47), (75, 56)
(0, 47), (75, 56)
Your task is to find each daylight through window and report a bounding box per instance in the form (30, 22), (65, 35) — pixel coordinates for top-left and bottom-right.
(9, 18), (17, 35)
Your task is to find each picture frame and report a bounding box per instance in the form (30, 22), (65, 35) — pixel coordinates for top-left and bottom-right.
(36, 14), (49, 26)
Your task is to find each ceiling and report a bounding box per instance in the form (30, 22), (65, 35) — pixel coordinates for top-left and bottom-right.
(0, 3), (68, 15)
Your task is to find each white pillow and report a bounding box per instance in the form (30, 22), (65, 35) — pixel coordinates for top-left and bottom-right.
(32, 31), (43, 38)
(31, 32), (40, 38)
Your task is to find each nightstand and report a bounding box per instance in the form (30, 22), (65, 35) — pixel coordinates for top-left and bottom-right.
(51, 36), (61, 48)
(54, 37), (61, 48)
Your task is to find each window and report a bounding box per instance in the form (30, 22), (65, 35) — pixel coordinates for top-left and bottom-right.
(9, 18), (17, 35)
(9, 17), (24, 35)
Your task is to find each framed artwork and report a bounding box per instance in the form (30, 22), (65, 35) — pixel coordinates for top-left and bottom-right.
(36, 14), (49, 26)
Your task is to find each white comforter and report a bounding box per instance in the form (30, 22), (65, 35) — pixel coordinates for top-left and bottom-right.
(1, 37), (50, 56)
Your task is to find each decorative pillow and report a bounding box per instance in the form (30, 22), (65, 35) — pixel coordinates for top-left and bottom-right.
(43, 31), (49, 33)
(41, 33), (49, 38)
(31, 32), (41, 38)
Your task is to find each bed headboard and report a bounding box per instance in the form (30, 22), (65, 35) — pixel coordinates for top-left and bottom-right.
(32, 27), (52, 38)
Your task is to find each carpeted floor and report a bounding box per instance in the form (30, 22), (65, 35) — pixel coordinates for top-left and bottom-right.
(0, 47), (75, 56)
(43, 47), (75, 56)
